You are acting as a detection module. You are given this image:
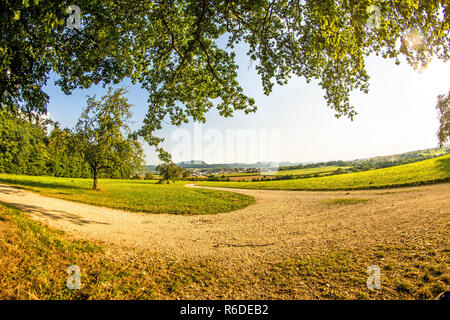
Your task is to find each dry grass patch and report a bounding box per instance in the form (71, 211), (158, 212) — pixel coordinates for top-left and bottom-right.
(322, 198), (373, 205)
(1, 182), (448, 300)
(269, 240), (449, 299)
(0, 203), (225, 299)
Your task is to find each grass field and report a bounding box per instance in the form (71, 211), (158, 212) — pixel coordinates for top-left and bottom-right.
(1, 200), (448, 300)
(275, 166), (350, 176)
(219, 166), (348, 177)
(0, 175), (254, 215)
(196, 155), (450, 190)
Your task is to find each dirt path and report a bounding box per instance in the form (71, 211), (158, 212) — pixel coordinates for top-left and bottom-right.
(0, 183), (449, 266)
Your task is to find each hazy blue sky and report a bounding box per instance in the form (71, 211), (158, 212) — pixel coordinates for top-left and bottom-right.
(44, 43), (450, 165)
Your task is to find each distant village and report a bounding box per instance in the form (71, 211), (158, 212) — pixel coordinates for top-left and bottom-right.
(190, 167), (261, 177)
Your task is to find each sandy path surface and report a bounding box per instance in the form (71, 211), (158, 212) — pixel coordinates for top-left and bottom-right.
(0, 183), (449, 265)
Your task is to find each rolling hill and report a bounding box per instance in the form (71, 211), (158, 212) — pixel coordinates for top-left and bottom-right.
(195, 154), (450, 191)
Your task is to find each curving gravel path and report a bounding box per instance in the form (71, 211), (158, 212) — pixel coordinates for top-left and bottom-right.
(0, 183), (449, 266)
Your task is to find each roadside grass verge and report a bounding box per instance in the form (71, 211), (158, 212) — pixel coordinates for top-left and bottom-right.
(195, 155), (450, 191)
(0, 202), (448, 299)
(0, 202), (229, 299)
(0, 175), (254, 215)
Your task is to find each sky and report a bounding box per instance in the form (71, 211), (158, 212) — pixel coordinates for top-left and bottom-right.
(44, 43), (450, 165)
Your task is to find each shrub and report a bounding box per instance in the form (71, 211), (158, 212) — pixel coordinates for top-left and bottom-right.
(144, 172), (154, 180)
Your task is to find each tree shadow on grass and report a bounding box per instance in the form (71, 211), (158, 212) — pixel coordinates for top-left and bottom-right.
(0, 185), (30, 195)
(0, 177), (87, 191)
(2, 201), (110, 226)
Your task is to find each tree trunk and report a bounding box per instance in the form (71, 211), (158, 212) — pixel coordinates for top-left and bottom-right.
(93, 168), (98, 190)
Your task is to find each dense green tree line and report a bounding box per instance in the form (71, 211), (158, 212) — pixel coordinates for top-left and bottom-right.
(0, 111), (49, 175)
(0, 110), (89, 177)
(46, 125), (91, 178)
(0, 88), (144, 188)
(0, 110), (94, 178)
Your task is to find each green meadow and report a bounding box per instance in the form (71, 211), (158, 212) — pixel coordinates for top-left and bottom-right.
(275, 166), (350, 176)
(0, 175), (253, 215)
(196, 155), (450, 191)
(220, 166), (347, 177)
(2, 201), (448, 300)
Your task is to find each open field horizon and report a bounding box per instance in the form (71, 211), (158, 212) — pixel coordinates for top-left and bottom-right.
(1, 144), (449, 301)
(196, 155), (450, 191)
(0, 155), (447, 215)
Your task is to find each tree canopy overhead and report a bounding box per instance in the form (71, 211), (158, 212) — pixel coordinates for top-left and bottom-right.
(1, 0), (449, 156)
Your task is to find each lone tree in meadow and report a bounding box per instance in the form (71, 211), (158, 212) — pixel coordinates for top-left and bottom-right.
(75, 87), (144, 190)
(2, 1), (449, 155)
(156, 162), (184, 184)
